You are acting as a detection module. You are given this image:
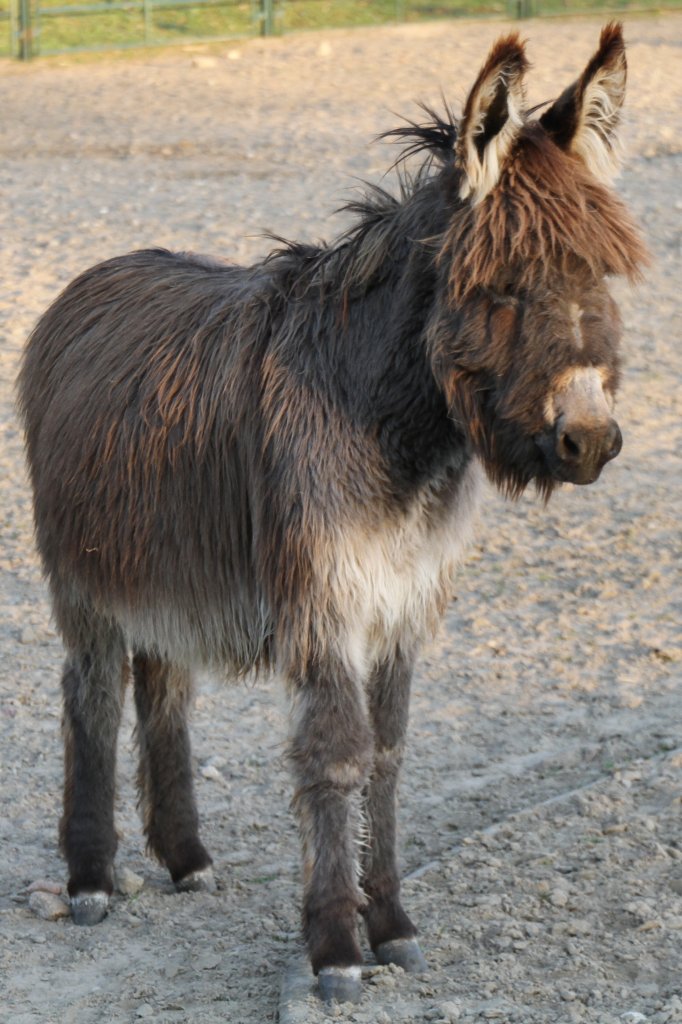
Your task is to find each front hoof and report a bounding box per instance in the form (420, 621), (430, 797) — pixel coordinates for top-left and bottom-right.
(175, 866), (216, 894)
(317, 966), (363, 1004)
(70, 892), (110, 926)
(375, 937), (428, 973)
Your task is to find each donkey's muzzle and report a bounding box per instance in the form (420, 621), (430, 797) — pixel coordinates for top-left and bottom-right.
(541, 416), (622, 485)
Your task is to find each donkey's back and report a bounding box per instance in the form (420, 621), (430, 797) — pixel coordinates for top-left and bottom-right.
(20, 248), (277, 669)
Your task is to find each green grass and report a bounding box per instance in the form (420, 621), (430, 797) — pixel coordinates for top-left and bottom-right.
(1, 2), (13, 56)
(25, 0), (256, 54)
(6, 0), (682, 58)
(283, 0), (509, 31)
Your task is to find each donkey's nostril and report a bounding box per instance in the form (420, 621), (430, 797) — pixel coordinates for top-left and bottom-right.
(558, 430), (581, 461)
(605, 421), (623, 462)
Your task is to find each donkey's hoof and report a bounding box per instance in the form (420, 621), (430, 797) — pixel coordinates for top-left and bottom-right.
(70, 892), (110, 926)
(375, 937), (428, 973)
(317, 966), (363, 1004)
(175, 866), (216, 894)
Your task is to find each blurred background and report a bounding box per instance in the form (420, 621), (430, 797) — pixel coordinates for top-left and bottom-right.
(1, 0), (681, 59)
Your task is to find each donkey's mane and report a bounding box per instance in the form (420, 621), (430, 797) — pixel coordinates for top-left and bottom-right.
(262, 106), (460, 301)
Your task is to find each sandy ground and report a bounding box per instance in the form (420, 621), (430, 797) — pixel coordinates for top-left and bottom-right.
(1, 12), (681, 1024)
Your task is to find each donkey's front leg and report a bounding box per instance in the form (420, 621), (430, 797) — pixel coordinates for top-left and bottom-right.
(361, 647), (427, 972)
(289, 658), (374, 1003)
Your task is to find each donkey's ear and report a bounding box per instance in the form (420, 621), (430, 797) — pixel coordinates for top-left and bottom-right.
(540, 22), (626, 183)
(456, 34), (528, 204)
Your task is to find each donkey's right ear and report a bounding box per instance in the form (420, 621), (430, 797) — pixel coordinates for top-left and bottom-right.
(456, 34), (528, 205)
(539, 23), (626, 183)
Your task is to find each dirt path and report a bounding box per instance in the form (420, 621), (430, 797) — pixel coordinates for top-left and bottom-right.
(1, 14), (681, 1024)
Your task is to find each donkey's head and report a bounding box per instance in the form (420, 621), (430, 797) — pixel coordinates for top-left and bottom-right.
(429, 24), (648, 497)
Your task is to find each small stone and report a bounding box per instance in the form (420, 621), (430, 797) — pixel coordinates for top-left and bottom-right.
(625, 900), (655, 923)
(192, 55), (217, 69)
(115, 867), (144, 896)
(200, 764), (222, 781)
(549, 888), (569, 907)
(375, 1012), (392, 1024)
(226, 49), (241, 60)
(19, 626), (37, 645)
(135, 1004), (154, 1018)
(28, 891), (70, 921)
(438, 1001), (462, 1022)
(621, 1013), (647, 1023)
(27, 879), (63, 896)
(317, 41), (332, 58)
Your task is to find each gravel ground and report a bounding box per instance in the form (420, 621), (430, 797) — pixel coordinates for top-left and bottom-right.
(1, 13), (681, 1024)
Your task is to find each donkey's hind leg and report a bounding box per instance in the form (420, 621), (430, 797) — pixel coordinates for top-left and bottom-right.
(132, 654), (214, 892)
(361, 647), (427, 973)
(59, 614), (128, 925)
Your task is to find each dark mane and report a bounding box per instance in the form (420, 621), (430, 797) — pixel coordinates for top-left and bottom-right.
(261, 107), (461, 302)
(379, 102), (459, 166)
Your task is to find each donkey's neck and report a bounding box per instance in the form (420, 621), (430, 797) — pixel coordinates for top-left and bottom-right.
(273, 176), (471, 503)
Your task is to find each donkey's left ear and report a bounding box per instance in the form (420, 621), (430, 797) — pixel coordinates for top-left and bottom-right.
(456, 34), (529, 204)
(540, 22), (626, 183)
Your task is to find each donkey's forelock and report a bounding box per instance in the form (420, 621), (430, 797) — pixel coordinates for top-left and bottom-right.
(441, 125), (648, 304)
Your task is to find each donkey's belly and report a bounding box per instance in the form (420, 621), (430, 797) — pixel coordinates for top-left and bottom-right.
(114, 594), (274, 673)
(331, 460), (483, 676)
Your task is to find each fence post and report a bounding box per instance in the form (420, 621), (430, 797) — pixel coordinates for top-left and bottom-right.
(17, 0), (33, 58)
(143, 0), (152, 44)
(260, 0), (274, 35)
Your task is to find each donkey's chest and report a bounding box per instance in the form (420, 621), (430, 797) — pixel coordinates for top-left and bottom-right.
(331, 460), (482, 672)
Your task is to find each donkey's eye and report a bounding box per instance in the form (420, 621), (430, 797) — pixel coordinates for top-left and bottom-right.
(481, 283), (519, 305)
(488, 283), (520, 305)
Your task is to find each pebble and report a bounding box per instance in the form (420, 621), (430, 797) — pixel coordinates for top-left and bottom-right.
(200, 764), (223, 781)
(27, 879), (63, 895)
(28, 891), (70, 921)
(549, 888), (569, 908)
(437, 1001), (462, 1022)
(115, 867), (145, 896)
(191, 56), (218, 69)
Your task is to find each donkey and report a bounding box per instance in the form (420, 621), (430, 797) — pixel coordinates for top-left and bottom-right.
(18, 24), (646, 1003)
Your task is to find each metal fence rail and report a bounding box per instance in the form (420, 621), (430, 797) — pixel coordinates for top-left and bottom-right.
(3, 0), (681, 58)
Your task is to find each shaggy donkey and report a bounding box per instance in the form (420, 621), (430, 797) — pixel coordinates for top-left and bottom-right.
(19, 25), (646, 1003)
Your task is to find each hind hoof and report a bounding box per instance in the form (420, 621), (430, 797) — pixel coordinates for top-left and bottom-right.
(70, 892), (110, 926)
(318, 966), (362, 1004)
(175, 866), (216, 894)
(375, 937), (428, 973)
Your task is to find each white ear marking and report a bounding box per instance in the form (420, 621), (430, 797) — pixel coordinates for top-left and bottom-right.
(571, 59), (625, 182)
(540, 23), (627, 183)
(457, 35), (528, 205)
